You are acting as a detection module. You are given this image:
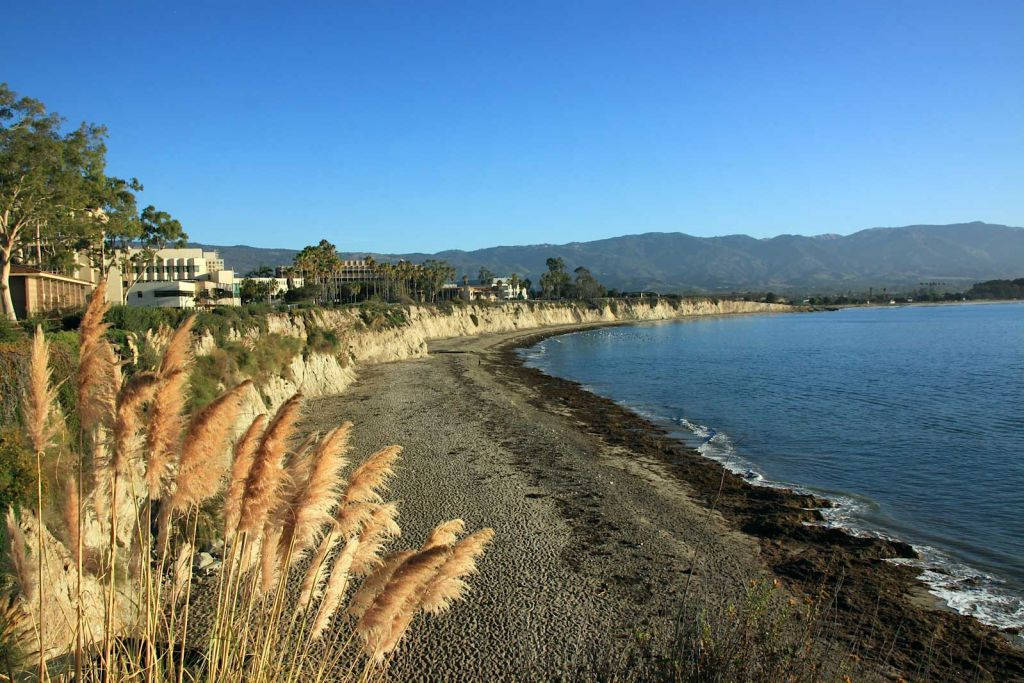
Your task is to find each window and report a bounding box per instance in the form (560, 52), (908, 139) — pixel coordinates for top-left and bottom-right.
(137, 292), (143, 298)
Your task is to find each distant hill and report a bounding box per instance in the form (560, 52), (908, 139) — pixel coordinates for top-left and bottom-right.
(195, 221), (1024, 293)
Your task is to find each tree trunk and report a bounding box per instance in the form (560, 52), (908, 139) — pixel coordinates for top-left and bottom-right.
(1, 250), (16, 321)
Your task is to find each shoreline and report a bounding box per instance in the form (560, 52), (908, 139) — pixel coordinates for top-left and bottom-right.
(486, 320), (1024, 676)
(517, 321), (1024, 633)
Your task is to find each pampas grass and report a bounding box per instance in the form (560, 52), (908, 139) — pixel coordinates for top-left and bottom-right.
(1, 311), (494, 682)
(421, 528), (495, 615)
(355, 545), (451, 659)
(342, 445), (401, 505)
(309, 536), (359, 640)
(278, 423), (352, 564)
(238, 394), (303, 535)
(4, 509), (32, 601)
(168, 380), (251, 512)
(145, 316), (195, 498)
(425, 519), (466, 549)
(76, 282), (118, 433)
(24, 326), (60, 454)
(62, 477), (80, 566)
(224, 414), (267, 537)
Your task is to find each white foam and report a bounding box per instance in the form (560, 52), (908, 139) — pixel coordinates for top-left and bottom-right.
(676, 417), (1024, 631)
(890, 551), (1024, 630)
(677, 419), (766, 483)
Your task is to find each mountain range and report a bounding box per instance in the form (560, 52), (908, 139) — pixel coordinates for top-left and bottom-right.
(192, 221), (1024, 293)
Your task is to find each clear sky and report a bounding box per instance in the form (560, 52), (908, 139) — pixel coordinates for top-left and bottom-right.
(3, 1), (1022, 252)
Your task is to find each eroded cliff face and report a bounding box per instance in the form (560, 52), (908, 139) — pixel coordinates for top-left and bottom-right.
(213, 299), (789, 420)
(16, 299), (790, 656)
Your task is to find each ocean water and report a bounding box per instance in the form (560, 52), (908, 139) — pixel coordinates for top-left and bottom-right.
(520, 303), (1024, 629)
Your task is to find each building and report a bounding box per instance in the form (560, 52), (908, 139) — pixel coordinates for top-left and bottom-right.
(128, 280), (197, 308)
(245, 276), (304, 299)
(276, 259), (378, 283)
(461, 278), (528, 302)
(491, 277), (528, 300)
(123, 247), (239, 307)
(335, 259), (377, 282)
(8, 265), (95, 319)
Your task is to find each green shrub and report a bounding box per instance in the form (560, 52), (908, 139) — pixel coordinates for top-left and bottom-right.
(358, 302), (407, 330)
(105, 305), (186, 335)
(304, 326), (342, 357)
(187, 334), (301, 411)
(0, 343), (27, 428)
(0, 428), (33, 513)
(0, 321), (26, 344)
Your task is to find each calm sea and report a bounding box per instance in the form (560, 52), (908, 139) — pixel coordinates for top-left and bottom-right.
(520, 303), (1024, 629)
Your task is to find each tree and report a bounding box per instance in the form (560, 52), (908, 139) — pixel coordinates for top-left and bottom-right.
(0, 83), (107, 319)
(477, 267), (495, 285)
(539, 257), (570, 299)
(239, 277), (275, 304)
(507, 273), (523, 299)
(574, 266), (605, 300)
(246, 264), (275, 277)
(422, 259), (455, 303)
(293, 239), (341, 305)
(104, 201), (187, 304)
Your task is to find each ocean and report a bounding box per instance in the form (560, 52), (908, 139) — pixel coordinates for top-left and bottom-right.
(519, 302), (1024, 629)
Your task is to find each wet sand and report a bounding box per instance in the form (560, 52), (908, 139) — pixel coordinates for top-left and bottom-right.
(299, 321), (1024, 681)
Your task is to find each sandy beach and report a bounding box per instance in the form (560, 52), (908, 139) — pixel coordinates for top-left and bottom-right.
(298, 321), (1024, 681)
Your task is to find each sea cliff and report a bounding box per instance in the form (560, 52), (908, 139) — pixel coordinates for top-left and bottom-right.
(199, 298), (790, 422)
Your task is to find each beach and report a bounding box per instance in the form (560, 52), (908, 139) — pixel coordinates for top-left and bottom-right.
(298, 321), (1024, 680)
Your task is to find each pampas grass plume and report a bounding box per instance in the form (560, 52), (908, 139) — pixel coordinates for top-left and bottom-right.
(356, 545), (450, 659)
(279, 423), (352, 563)
(424, 519), (465, 549)
(310, 536), (359, 640)
(420, 527), (495, 615)
(167, 380), (252, 513)
(145, 315), (195, 498)
(224, 413), (267, 537)
(62, 478), (81, 566)
(112, 373), (159, 475)
(24, 326), (59, 454)
(347, 550), (414, 620)
(341, 445), (401, 505)
(76, 282), (117, 432)
(238, 394), (303, 534)
(350, 503), (401, 577)
(5, 509), (33, 601)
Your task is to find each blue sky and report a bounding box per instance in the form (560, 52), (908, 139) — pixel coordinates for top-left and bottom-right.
(4, 1), (1022, 252)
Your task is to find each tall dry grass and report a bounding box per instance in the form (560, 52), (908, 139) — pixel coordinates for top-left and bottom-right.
(1, 287), (493, 682)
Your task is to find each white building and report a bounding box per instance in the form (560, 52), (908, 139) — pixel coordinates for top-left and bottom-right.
(122, 247), (239, 307)
(491, 277), (528, 300)
(246, 276), (304, 298)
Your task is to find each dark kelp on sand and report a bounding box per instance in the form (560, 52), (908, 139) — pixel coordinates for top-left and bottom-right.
(492, 327), (1024, 681)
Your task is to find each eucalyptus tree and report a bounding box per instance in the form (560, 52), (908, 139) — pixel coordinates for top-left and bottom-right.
(0, 83), (106, 319)
(102, 196), (188, 304)
(574, 266), (605, 300)
(539, 257), (570, 299)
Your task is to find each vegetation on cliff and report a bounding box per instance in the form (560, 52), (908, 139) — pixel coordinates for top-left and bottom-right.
(0, 285), (494, 680)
